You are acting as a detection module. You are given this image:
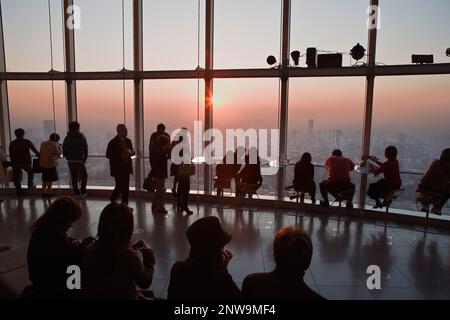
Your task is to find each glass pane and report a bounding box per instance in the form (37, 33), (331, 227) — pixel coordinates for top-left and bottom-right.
(76, 80), (135, 187)
(7, 81), (68, 185)
(74, 0), (133, 71)
(214, 0), (281, 69)
(377, 0), (450, 65)
(291, 0), (369, 67)
(144, 79), (205, 191)
(2, 0), (64, 71)
(287, 77), (366, 201)
(370, 75), (450, 214)
(143, 0), (204, 70)
(214, 78), (280, 196)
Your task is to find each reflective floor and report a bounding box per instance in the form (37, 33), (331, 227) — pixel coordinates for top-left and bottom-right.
(1, 195), (450, 300)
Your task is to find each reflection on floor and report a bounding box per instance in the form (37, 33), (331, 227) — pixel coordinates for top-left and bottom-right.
(1, 195), (450, 300)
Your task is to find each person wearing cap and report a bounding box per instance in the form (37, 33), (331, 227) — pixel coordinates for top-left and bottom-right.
(242, 227), (325, 300)
(167, 217), (240, 300)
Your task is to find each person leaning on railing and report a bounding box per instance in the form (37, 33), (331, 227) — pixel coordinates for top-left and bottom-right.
(418, 148), (450, 215)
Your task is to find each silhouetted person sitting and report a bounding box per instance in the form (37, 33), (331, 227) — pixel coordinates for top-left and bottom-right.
(150, 135), (170, 214)
(293, 152), (316, 204)
(418, 148), (450, 215)
(242, 227), (324, 300)
(320, 149), (355, 209)
(215, 151), (238, 196)
(82, 203), (155, 300)
(236, 149), (263, 198)
(106, 124), (135, 205)
(63, 121), (88, 198)
(24, 197), (94, 299)
(367, 146), (402, 209)
(168, 217), (240, 300)
(9, 128), (40, 195)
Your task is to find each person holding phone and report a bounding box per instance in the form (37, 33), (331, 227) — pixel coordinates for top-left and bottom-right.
(82, 203), (155, 300)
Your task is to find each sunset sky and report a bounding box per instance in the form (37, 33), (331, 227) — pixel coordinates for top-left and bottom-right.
(2, 0), (450, 151)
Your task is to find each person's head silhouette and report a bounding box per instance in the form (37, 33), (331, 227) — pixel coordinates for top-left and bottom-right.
(273, 227), (313, 276)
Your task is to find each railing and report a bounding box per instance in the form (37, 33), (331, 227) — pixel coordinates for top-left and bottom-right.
(3, 155), (448, 218)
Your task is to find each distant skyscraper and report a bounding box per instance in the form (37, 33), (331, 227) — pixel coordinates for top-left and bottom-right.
(308, 119), (314, 135)
(398, 133), (407, 146)
(43, 120), (55, 139)
(332, 129), (342, 149)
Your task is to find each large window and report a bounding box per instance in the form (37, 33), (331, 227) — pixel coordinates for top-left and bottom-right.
(370, 75), (450, 213)
(144, 79), (205, 191)
(214, 0), (281, 69)
(7, 81), (68, 185)
(287, 78), (366, 200)
(377, 0), (450, 65)
(143, 0), (204, 70)
(2, 0), (64, 71)
(291, 0), (368, 67)
(74, 0), (133, 71)
(77, 80), (135, 186)
(214, 79), (280, 196)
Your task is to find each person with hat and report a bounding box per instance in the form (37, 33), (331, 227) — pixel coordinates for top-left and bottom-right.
(167, 217), (240, 300)
(242, 227), (325, 300)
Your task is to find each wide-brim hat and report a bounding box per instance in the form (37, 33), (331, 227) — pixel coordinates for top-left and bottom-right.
(186, 216), (232, 250)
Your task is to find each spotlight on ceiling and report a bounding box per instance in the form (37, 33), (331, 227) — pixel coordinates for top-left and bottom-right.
(266, 55), (277, 67)
(446, 48), (450, 57)
(350, 43), (366, 61)
(291, 51), (301, 66)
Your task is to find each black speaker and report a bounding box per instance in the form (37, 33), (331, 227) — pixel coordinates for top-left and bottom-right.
(411, 54), (434, 64)
(317, 54), (342, 68)
(306, 47), (317, 68)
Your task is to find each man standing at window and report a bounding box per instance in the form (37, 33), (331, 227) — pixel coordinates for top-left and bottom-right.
(9, 128), (40, 196)
(106, 124), (135, 205)
(63, 121), (88, 199)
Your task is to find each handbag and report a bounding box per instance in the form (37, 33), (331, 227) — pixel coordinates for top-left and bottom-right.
(143, 174), (156, 192)
(178, 164), (196, 176)
(2, 161), (11, 168)
(32, 158), (43, 173)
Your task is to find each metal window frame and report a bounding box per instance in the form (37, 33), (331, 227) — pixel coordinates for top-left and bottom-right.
(0, 0), (450, 204)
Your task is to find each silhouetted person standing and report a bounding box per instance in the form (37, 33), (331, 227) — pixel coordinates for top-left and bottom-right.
(168, 217), (240, 300)
(106, 124), (135, 205)
(82, 203), (155, 300)
(39, 133), (62, 197)
(173, 130), (193, 215)
(242, 227), (324, 300)
(320, 149), (355, 209)
(293, 152), (316, 204)
(367, 146), (402, 209)
(9, 128), (40, 195)
(0, 146), (6, 205)
(150, 135), (170, 214)
(25, 197), (95, 299)
(149, 123), (170, 163)
(63, 121), (88, 198)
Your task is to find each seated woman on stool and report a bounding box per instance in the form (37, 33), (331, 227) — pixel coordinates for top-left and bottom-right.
(367, 146), (402, 209)
(293, 152), (316, 204)
(418, 148), (450, 215)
